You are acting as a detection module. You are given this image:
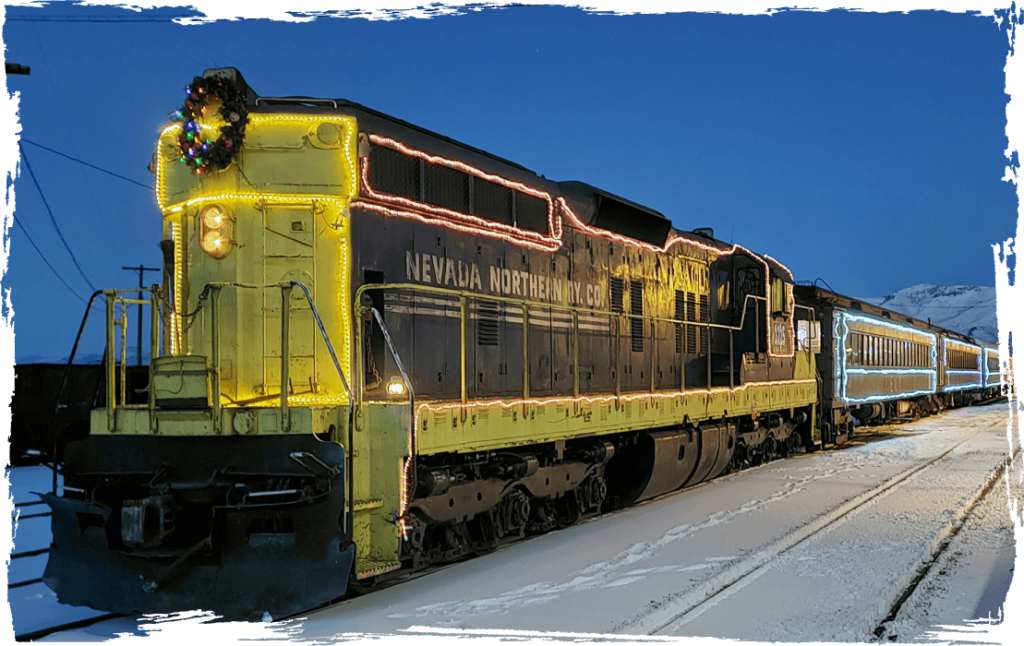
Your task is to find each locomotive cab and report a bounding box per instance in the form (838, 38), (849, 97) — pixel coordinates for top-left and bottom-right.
(42, 69), (362, 620)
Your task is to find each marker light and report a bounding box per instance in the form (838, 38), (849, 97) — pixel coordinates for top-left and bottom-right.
(386, 378), (408, 397)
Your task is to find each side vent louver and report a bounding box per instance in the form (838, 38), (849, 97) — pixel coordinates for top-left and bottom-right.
(474, 180), (513, 226)
(515, 193), (549, 234)
(369, 144), (419, 200)
(477, 300), (500, 346)
(699, 294), (710, 355)
(424, 163), (469, 213)
(686, 293), (698, 353)
(674, 290), (686, 354)
(630, 280), (644, 353)
(610, 277), (625, 314)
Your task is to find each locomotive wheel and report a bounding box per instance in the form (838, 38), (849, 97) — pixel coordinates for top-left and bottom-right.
(556, 491), (581, 529)
(778, 434), (790, 458)
(496, 490), (530, 538)
(786, 432), (801, 456)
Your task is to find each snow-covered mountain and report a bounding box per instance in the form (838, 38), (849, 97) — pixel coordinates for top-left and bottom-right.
(857, 284), (997, 344)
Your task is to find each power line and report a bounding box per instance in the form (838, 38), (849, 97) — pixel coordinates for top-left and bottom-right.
(11, 218), (87, 304)
(21, 139), (152, 190)
(18, 143), (97, 292)
(2, 4), (528, 22)
(3, 14), (207, 23)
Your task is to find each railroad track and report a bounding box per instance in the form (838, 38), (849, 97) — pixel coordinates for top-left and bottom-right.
(611, 419), (1015, 637)
(13, 612), (125, 643)
(842, 398), (1008, 447)
(15, 403), (1010, 638)
(255, 406), (1016, 626)
(9, 475), (123, 642)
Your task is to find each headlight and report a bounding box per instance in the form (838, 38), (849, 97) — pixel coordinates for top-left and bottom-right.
(202, 205), (228, 230)
(198, 205), (234, 259)
(201, 230), (231, 258)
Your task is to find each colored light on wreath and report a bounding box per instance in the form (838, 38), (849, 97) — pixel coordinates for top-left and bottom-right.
(174, 74), (248, 175)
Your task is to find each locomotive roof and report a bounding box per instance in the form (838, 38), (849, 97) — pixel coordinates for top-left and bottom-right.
(206, 67), (685, 249)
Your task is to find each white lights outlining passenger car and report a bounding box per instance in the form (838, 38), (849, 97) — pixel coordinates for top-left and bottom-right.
(983, 347), (1000, 387)
(941, 337), (982, 392)
(836, 311), (938, 405)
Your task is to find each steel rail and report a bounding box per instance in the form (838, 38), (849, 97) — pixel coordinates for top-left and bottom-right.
(14, 613), (124, 642)
(628, 422), (997, 635)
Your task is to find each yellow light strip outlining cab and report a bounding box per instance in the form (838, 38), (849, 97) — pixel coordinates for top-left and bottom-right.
(154, 114), (359, 406)
(169, 222), (183, 355)
(248, 114), (359, 198)
(155, 115), (359, 213)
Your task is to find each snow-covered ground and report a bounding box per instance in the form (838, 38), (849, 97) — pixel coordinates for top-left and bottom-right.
(10, 403), (1019, 643)
(652, 407), (1017, 641)
(6, 467), (113, 640)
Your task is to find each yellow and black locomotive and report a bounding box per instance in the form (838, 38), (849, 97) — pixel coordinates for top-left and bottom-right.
(40, 69), (995, 620)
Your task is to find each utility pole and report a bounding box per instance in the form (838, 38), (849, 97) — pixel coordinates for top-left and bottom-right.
(123, 265), (160, 365)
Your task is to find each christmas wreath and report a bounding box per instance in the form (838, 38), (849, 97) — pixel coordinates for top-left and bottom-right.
(175, 75), (249, 174)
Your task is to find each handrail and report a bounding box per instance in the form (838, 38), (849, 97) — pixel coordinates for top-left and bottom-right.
(52, 289), (104, 494)
(354, 281), (770, 334)
(292, 282), (354, 399)
(351, 283), (794, 403)
(365, 305), (417, 490)
(102, 287), (166, 434)
(195, 280), (356, 540)
(193, 280), (353, 396)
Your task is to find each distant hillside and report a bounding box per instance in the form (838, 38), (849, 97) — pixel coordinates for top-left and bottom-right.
(857, 284), (997, 344)
(17, 351), (133, 365)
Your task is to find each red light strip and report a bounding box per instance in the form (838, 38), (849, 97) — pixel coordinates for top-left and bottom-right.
(762, 254), (795, 281)
(352, 201), (562, 252)
(359, 136), (797, 281)
(355, 136), (796, 359)
(363, 134), (563, 245)
(557, 198), (795, 358)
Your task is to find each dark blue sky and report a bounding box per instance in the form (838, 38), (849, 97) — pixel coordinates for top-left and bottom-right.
(2, 5), (1015, 362)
